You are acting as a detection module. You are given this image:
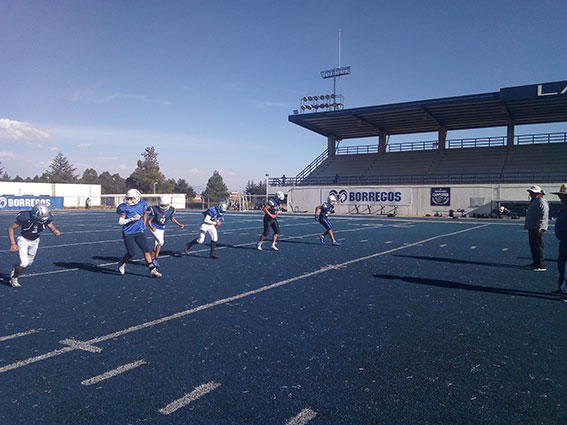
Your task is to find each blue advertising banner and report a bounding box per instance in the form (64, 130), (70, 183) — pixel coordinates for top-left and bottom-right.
(0, 196), (64, 210)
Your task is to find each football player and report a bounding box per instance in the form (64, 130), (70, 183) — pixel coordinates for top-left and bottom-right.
(8, 204), (61, 288)
(257, 191), (285, 251)
(184, 202), (227, 259)
(315, 194), (340, 246)
(148, 196), (184, 267)
(116, 189), (162, 278)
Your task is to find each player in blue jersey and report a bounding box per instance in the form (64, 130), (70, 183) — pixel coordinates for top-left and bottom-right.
(148, 196), (184, 266)
(184, 202), (227, 259)
(116, 189), (162, 278)
(315, 194), (340, 246)
(257, 191), (285, 251)
(7, 204), (61, 288)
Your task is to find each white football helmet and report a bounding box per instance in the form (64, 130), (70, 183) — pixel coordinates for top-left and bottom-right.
(159, 196), (171, 211)
(328, 194), (337, 205)
(275, 191), (285, 201)
(31, 204), (50, 224)
(217, 202), (228, 213)
(125, 189), (141, 206)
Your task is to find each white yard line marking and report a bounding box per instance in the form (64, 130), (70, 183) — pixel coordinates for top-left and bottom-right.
(158, 381), (221, 415)
(0, 328), (43, 342)
(81, 360), (146, 386)
(285, 408), (318, 425)
(0, 224), (489, 374)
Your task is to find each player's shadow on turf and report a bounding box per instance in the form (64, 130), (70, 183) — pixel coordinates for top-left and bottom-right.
(517, 256), (557, 263)
(0, 273), (15, 287)
(276, 239), (323, 246)
(373, 274), (561, 301)
(215, 242), (259, 251)
(54, 261), (119, 275)
(92, 255), (123, 263)
(393, 254), (526, 269)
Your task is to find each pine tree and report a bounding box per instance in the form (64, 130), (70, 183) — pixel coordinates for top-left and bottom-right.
(126, 146), (169, 193)
(44, 153), (78, 183)
(202, 171), (229, 205)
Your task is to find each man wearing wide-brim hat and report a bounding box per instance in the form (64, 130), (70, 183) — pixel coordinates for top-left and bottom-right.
(524, 185), (549, 271)
(551, 184), (567, 296)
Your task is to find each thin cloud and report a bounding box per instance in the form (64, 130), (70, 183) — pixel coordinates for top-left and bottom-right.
(253, 101), (290, 109)
(0, 118), (49, 140)
(0, 151), (16, 159)
(76, 143), (91, 148)
(69, 82), (171, 105)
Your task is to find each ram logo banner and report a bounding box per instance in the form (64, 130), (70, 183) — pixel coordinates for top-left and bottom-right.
(328, 188), (410, 205)
(0, 196), (64, 210)
(430, 188), (451, 206)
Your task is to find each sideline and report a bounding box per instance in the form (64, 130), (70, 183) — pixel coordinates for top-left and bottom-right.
(0, 224), (489, 374)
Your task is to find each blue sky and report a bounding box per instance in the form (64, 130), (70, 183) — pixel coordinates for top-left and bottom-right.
(1, 0), (566, 192)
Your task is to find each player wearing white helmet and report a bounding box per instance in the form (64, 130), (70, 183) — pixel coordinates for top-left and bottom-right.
(184, 202), (227, 259)
(315, 194), (340, 246)
(116, 189), (162, 278)
(147, 196), (184, 266)
(7, 204), (61, 288)
(257, 191), (285, 251)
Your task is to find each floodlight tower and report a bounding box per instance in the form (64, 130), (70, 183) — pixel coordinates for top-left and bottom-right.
(320, 29), (351, 108)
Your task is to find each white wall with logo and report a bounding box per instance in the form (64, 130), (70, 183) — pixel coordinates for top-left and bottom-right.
(282, 183), (564, 217)
(0, 182), (101, 208)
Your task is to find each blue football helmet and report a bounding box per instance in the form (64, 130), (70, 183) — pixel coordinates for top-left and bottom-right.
(31, 204), (50, 224)
(217, 202), (227, 213)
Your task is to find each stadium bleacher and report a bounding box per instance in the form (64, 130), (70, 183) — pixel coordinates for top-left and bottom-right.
(294, 133), (567, 186)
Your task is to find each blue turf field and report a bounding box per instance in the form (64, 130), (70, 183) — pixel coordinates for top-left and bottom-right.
(0, 210), (565, 425)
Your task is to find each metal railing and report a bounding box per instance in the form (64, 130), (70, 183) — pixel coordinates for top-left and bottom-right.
(516, 132), (567, 145)
(292, 172), (567, 187)
(447, 136), (506, 149)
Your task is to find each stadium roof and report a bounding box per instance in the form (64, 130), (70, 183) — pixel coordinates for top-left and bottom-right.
(288, 80), (567, 139)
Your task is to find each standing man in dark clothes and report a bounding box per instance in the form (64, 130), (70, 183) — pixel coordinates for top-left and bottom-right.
(524, 185), (549, 271)
(552, 184), (567, 296)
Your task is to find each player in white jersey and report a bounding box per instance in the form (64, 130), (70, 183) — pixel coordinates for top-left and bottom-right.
(8, 204), (61, 288)
(148, 196), (184, 267)
(184, 202), (227, 259)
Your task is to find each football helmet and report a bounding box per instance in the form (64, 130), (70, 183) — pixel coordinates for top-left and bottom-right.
(217, 202), (227, 213)
(125, 189), (141, 206)
(31, 204), (50, 224)
(159, 196), (171, 211)
(275, 191), (285, 201)
(328, 194), (337, 205)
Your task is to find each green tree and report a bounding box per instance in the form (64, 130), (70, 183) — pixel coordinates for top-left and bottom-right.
(99, 171), (127, 194)
(44, 152), (78, 183)
(81, 168), (99, 184)
(202, 170), (229, 205)
(174, 178), (196, 199)
(126, 146), (169, 194)
(244, 180), (266, 196)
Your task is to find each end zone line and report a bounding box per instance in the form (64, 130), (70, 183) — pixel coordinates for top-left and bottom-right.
(0, 224), (488, 374)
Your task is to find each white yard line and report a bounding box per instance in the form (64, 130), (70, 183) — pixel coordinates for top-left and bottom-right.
(0, 328), (43, 342)
(0, 224), (489, 374)
(158, 381), (221, 415)
(81, 359), (147, 386)
(285, 408), (318, 425)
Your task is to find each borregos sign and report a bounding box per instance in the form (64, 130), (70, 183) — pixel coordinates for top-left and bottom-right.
(0, 196), (64, 210)
(328, 188), (411, 205)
